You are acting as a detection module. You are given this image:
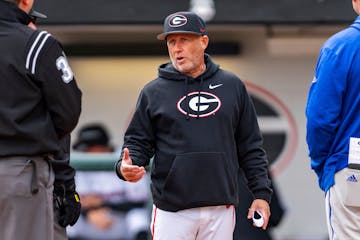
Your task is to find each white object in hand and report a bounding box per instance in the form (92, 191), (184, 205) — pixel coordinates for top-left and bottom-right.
(252, 210), (264, 227)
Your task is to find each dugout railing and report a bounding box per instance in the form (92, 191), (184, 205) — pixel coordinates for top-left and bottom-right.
(70, 152), (118, 171)
(70, 152), (152, 240)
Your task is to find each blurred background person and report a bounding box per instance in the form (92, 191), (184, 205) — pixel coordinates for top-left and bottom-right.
(68, 123), (150, 240)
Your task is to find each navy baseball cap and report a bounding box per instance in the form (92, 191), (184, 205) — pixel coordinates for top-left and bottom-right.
(29, 9), (47, 23)
(157, 11), (207, 40)
(30, 9), (47, 19)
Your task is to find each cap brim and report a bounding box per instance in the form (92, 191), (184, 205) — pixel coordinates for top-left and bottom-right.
(30, 10), (47, 19)
(157, 31), (203, 40)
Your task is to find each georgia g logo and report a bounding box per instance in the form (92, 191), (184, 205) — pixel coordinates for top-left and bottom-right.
(169, 14), (187, 27)
(177, 92), (221, 118)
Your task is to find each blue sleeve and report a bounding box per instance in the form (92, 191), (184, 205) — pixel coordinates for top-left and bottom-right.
(305, 47), (347, 175)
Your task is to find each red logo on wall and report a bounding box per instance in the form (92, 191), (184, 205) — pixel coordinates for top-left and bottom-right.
(246, 82), (298, 176)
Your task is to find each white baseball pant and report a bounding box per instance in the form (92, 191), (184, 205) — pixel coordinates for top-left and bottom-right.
(151, 204), (235, 240)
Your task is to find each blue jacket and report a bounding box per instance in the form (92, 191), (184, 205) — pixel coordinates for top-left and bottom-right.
(306, 16), (360, 192)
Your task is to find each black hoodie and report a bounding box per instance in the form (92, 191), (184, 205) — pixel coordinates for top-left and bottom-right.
(116, 54), (272, 211)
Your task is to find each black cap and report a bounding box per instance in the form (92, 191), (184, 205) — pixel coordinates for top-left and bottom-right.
(73, 124), (111, 151)
(157, 11), (207, 40)
(29, 9), (47, 24)
(29, 9), (47, 19)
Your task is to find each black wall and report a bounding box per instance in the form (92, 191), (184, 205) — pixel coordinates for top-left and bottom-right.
(34, 0), (356, 25)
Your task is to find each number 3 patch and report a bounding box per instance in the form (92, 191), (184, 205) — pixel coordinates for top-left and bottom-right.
(56, 55), (74, 83)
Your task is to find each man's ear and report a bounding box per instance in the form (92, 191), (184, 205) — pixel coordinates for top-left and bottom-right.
(17, 0), (33, 14)
(200, 35), (209, 50)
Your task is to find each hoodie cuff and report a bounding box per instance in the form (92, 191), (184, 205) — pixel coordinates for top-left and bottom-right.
(114, 160), (126, 181)
(253, 189), (273, 204)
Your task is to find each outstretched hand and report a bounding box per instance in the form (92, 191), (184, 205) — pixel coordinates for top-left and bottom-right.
(120, 148), (146, 182)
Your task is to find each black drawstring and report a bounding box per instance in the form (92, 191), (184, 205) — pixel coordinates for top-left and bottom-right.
(183, 76), (204, 120)
(197, 77), (204, 119)
(185, 77), (190, 120)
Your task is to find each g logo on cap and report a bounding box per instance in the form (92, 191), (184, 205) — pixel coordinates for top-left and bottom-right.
(169, 15), (187, 27)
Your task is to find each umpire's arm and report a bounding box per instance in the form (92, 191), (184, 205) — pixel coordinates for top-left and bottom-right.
(31, 33), (82, 138)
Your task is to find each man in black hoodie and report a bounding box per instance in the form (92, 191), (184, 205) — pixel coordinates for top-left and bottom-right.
(115, 11), (272, 240)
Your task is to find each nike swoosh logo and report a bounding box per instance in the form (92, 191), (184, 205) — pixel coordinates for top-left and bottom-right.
(209, 83), (223, 89)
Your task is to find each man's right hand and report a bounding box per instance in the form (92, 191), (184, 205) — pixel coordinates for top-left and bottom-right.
(120, 148), (146, 182)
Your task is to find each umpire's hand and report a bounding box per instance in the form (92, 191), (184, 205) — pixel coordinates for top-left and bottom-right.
(120, 148), (146, 182)
(54, 182), (81, 228)
(58, 191), (81, 227)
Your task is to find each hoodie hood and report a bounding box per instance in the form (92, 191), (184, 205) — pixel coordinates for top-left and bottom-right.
(158, 53), (219, 82)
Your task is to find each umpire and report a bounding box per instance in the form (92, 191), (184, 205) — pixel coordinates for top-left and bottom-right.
(0, 1), (82, 240)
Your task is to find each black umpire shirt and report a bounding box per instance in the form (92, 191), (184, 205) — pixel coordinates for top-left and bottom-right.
(0, 1), (82, 181)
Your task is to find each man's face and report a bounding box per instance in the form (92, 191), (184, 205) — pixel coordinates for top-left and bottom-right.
(166, 33), (209, 78)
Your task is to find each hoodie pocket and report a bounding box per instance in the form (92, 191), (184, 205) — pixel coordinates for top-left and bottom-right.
(162, 152), (236, 208)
